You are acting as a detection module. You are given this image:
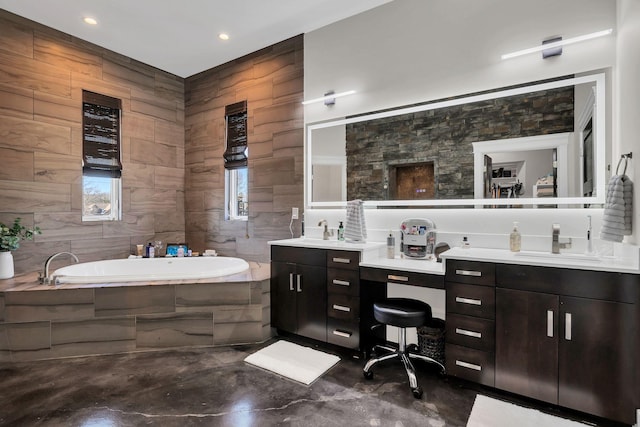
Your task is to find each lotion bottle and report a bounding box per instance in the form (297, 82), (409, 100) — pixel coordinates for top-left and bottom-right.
(387, 231), (395, 259)
(509, 221), (521, 252)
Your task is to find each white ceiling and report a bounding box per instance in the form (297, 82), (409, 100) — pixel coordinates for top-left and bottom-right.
(0, 0), (392, 78)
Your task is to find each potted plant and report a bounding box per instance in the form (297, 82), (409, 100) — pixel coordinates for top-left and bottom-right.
(0, 217), (41, 279)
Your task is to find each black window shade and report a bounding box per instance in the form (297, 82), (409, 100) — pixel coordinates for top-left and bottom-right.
(82, 90), (122, 178)
(224, 101), (248, 170)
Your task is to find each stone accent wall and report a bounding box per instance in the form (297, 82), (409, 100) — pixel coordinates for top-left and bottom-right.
(184, 36), (304, 262)
(0, 10), (186, 275)
(346, 86), (574, 201)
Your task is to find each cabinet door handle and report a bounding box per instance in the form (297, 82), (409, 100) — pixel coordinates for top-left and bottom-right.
(332, 330), (352, 338)
(455, 269), (482, 277)
(289, 273), (294, 291)
(296, 274), (302, 292)
(455, 328), (482, 339)
(547, 310), (554, 338)
(332, 304), (351, 312)
(387, 274), (409, 282)
(455, 296), (482, 306)
(332, 279), (350, 287)
(455, 360), (482, 371)
(565, 312), (572, 340)
(332, 257), (351, 264)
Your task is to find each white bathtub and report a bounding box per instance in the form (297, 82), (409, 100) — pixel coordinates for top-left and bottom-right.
(52, 256), (250, 284)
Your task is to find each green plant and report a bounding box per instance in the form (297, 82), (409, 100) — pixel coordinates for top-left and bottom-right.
(0, 217), (41, 252)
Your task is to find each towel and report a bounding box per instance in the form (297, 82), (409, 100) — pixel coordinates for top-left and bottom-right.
(600, 174), (633, 242)
(344, 199), (367, 242)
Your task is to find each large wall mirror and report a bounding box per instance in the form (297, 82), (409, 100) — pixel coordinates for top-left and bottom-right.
(307, 73), (606, 208)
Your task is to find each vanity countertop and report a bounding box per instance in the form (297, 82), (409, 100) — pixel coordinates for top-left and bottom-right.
(441, 247), (640, 274)
(359, 256), (445, 275)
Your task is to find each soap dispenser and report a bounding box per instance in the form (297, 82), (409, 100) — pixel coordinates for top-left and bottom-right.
(509, 221), (521, 252)
(338, 221), (345, 241)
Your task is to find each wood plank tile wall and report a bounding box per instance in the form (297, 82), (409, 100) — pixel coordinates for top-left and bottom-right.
(184, 35), (304, 262)
(0, 10), (186, 274)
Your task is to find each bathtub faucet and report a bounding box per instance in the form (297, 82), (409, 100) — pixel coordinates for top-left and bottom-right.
(40, 252), (79, 285)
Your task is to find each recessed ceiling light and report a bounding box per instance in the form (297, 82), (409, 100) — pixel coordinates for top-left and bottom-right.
(218, 33), (230, 41)
(83, 17), (98, 25)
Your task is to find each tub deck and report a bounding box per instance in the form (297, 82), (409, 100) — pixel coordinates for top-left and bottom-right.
(0, 262), (271, 362)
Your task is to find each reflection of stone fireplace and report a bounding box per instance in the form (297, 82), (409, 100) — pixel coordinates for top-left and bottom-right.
(390, 162), (435, 200)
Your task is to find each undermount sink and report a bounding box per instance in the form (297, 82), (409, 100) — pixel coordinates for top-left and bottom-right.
(514, 250), (603, 262)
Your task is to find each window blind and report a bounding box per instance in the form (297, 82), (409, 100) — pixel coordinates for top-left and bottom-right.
(224, 100), (248, 170)
(82, 90), (122, 178)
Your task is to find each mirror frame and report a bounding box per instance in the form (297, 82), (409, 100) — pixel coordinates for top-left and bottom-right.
(306, 73), (606, 208)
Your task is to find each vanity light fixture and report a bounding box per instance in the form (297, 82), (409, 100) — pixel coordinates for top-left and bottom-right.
(218, 33), (230, 41)
(302, 90), (356, 106)
(83, 17), (98, 25)
(501, 29), (613, 60)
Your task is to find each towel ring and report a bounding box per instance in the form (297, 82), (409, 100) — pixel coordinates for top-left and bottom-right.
(616, 152), (632, 176)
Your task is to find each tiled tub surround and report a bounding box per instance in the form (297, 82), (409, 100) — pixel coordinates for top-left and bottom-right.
(0, 262), (270, 362)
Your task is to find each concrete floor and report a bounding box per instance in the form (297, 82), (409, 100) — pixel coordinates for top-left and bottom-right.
(0, 339), (628, 427)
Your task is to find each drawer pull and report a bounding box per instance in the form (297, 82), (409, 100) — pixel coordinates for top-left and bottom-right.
(332, 257), (351, 264)
(332, 330), (352, 338)
(332, 279), (350, 287)
(456, 360), (482, 371)
(455, 328), (482, 339)
(547, 310), (554, 338)
(455, 296), (482, 306)
(332, 304), (351, 312)
(387, 274), (409, 282)
(289, 273), (294, 291)
(455, 269), (482, 277)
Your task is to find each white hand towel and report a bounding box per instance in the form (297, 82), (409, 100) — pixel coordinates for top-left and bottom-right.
(600, 174), (633, 242)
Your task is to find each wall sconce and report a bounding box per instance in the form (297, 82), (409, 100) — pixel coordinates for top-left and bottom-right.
(501, 29), (613, 60)
(302, 90), (356, 106)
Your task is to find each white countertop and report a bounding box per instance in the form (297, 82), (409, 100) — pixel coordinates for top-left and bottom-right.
(269, 237), (385, 251)
(441, 246), (640, 274)
(360, 256), (445, 275)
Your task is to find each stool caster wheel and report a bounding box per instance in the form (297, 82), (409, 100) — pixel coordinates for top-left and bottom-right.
(407, 344), (419, 353)
(363, 370), (374, 380)
(412, 387), (423, 399)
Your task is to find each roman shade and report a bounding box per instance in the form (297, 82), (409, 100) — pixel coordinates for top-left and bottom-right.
(223, 100), (248, 169)
(82, 90), (122, 178)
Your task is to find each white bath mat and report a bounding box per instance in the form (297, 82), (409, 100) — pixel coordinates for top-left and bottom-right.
(467, 395), (591, 427)
(244, 340), (340, 385)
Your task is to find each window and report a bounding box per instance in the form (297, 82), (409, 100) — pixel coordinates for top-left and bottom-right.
(226, 167), (248, 220)
(224, 101), (248, 220)
(82, 90), (122, 221)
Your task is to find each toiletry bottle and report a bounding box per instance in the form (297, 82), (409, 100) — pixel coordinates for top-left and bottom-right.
(509, 221), (521, 252)
(149, 243), (155, 258)
(586, 215), (593, 254)
(177, 245), (184, 257)
(387, 232), (395, 259)
(462, 236), (470, 249)
(338, 221), (345, 241)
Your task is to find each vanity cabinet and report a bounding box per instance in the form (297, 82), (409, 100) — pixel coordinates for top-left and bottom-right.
(326, 250), (361, 349)
(495, 264), (638, 425)
(444, 260), (496, 387)
(271, 246), (327, 342)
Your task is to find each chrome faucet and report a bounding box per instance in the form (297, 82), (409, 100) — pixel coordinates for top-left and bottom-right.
(318, 219), (333, 240)
(551, 224), (572, 254)
(40, 252), (79, 285)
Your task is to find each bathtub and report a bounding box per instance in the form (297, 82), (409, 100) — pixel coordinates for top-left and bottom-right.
(52, 256), (250, 284)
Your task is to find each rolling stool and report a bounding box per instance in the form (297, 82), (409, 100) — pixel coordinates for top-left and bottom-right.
(363, 298), (445, 398)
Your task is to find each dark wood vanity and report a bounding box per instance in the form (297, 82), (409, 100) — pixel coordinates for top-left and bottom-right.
(271, 242), (639, 425)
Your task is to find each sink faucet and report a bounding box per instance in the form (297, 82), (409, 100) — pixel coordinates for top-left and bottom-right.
(551, 224), (572, 254)
(40, 252), (79, 285)
(318, 220), (333, 240)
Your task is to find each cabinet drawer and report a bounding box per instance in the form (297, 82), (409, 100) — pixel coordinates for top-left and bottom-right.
(445, 260), (495, 286)
(446, 282), (495, 319)
(360, 266), (444, 289)
(327, 318), (360, 349)
(445, 313), (495, 351)
(327, 268), (360, 296)
(327, 294), (360, 321)
(326, 250), (360, 270)
(445, 343), (495, 387)
(271, 246), (326, 266)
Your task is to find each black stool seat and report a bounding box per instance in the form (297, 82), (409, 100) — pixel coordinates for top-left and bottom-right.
(364, 297), (444, 399)
(374, 298), (432, 328)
